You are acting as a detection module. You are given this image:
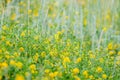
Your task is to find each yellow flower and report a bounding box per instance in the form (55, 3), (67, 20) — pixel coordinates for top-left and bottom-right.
(29, 64), (36, 70)
(44, 69), (50, 74)
(19, 47), (24, 52)
(89, 75), (94, 79)
(96, 67), (103, 73)
(0, 49), (2, 53)
(108, 43), (113, 50)
(53, 71), (58, 77)
(83, 18), (87, 26)
(76, 57), (82, 63)
(2, 25), (7, 30)
(10, 60), (16, 66)
(11, 13), (16, 20)
(49, 72), (55, 79)
(28, 9), (32, 14)
(109, 51), (115, 56)
(21, 32), (25, 37)
(16, 62), (23, 69)
(1, 62), (8, 68)
(102, 27), (107, 32)
(74, 76), (81, 80)
(102, 74), (107, 79)
(41, 52), (46, 58)
(83, 70), (88, 78)
(118, 51), (120, 55)
(63, 57), (70, 63)
(72, 68), (80, 75)
(6, 41), (11, 46)
(1, 36), (6, 41)
(15, 74), (25, 80)
(33, 10), (39, 17)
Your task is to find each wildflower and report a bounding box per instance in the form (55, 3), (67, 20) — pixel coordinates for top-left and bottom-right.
(19, 47), (24, 52)
(118, 51), (120, 55)
(76, 57), (82, 63)
(41, 52), (46, 58)
(21, 32), (25, 37)
(29, 64), (36, 70)
(2, 25), (7, 30)
(72, 68), (80, 75)
(63, 57), (70, 63)
(103, 27), (107, 32)
(11, 13), (16, 20)
(0, 49), (2, 53)
(74, 76), (81, 80)
(102, 74), (107, 79)
(44, 69), (50, 74)
(15, 74), (25, 80)
(96, 67), (103, 73)
(1, 36), (6, 41)
(1, 62), (8, 69)
(10, 60), (16, 66)
(83, 70), (88, 78)
(109, 51), (115, 56)
(89, 75), (94, 79)
(16, 62), (23, 69)
(83, 18), (87, 26)
(6, 41), (11, 46)
(108, 43), (113, 50)
(49, 72), (55, 79)
(28, 9), (32, 14)
(33, 10), (39, 17)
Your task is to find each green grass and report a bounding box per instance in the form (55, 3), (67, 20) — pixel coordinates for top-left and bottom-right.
(0, 0), (120, 80)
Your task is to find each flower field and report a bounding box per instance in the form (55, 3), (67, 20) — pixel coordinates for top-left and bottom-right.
(0, 0), (120, 80)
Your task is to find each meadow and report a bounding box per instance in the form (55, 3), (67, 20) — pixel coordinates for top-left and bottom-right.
(0, 0), (120, 80)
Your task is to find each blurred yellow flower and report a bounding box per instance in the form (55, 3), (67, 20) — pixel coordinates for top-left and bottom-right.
(102, 74), (107, 79)
(44, 69), (50, 74)
(83, 70), (88, 78)
(74, 76), (81, 80)
(10, 60), (16, 66)
(1, 62), (8, 69)
(16, 62), (23, 69)
(11, 13), (16, 20)
(63, 57), (70, 63)
(76, 57), (82, 63)
(108, 43), (113, 50)
(15, 74), (25, 80)
(72, 68), (80, 75)
(96, 67), (103, 73)
(21, 32), (25, 37)
(19, 47), (24, 52)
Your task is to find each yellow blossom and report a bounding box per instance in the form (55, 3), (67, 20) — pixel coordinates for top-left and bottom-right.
(44, 69), (50, 74)
(19, 47), (24, 52)
(63, 57), (70, 63)
(108, 43), (113, 50)
(76, 57), (82, 63)
(96, 67), (103, 73)
(74, 76), (81, 80)
(11, 13), (16, 20)
(21, 32), (25, 37)
(1, 62), (8, 69)
(10, 60), (16, 66)
(16, 62), (23, 69)
(15, 74), (25, 80)
(83, 70), (88, 78)
(102, 74), (107, 79)
(72, 68), (80, 75)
